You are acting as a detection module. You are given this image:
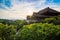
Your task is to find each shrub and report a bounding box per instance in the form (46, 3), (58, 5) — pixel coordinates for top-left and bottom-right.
(42, 16), (60, 25)
(0, 23), (16, 40)
(16, 23), (60, 40)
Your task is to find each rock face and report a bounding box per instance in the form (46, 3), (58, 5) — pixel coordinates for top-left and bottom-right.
(27, 7), (60, 23)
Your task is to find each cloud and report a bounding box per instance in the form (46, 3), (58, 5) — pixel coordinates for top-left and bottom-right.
(0, 0), (35, 19)
(0, 0), (60, 20)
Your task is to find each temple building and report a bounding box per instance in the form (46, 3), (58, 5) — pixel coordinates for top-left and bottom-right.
(27, 7), (60, 23)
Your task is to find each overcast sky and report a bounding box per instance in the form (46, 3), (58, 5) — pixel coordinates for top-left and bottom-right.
(0, 0), (60, 20)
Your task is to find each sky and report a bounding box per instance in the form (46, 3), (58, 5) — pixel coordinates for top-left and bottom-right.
(0, 0), (60, 20)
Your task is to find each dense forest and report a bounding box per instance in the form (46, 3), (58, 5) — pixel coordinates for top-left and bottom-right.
(0, 16), (60, 40)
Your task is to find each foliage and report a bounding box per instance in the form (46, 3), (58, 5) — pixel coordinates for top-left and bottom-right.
(0, 23), (16, 40)
(0, 16), (60, 40)
(0, 19), (27, 40)
(15, 20), (27, 31)
(0, 19), (15, 25)
(16, 23), (60, 40)
(0, 19), (27, 31)
(41, 16), (60, 25)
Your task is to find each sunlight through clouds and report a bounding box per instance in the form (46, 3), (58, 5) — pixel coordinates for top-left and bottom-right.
(0, 0), (60, 20)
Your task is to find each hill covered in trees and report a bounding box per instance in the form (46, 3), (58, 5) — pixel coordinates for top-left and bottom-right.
(0, 16), (60, 40)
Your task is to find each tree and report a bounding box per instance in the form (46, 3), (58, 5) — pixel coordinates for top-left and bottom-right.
(0, 19), (14, 25)
(16, 23), (60, 40)
(41, 16), (60, 25)
(15, 20), (27, 31)
(0, 23), (16, 40)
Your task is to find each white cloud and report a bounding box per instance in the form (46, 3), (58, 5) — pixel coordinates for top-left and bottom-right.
(0, 0), (36, 19)
(0, 0), (60, 20)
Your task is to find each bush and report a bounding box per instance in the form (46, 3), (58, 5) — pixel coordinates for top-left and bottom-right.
(0, 23), (16, 40)
(15, 20), (27, 31)
(42, 16), (60, 25)
(16, 23), (60, 40)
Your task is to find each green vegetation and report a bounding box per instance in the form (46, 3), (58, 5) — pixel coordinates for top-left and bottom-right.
(0, 23), (16, 40)
(0, 19), (26, 40)
(16, 23), (60, 40)
(0, 16), (60, 40)
(15, 20), (27, 31)
(41, 16), (60, 25)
